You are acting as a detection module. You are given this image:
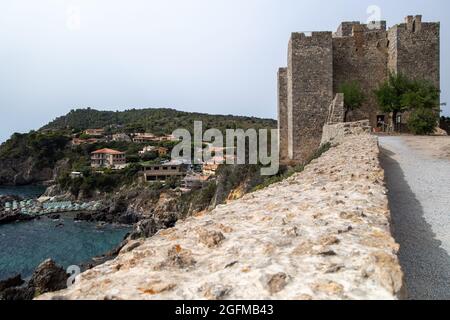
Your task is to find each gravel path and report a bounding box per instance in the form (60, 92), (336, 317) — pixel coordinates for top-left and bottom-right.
(379, 136), (450, 300)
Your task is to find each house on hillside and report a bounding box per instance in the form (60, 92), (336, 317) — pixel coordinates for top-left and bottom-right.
(159, 134), (180, 142)
(112, 133), (131, 142)
(91, 148), (126, 169)
(70, 171), (83, 179)
(141, 162), (188, 182)
(138, 146), (169, 157)
(181, 174), (209, 190)
(202, 163), (220, 176)
(201, 153), (236, 176)
(157, 147), (169, 156)
(132, 133), (157, 143)
(84, 129), (105, 137)
(139, 145), (157, 155)
(72, 138), (99, 146)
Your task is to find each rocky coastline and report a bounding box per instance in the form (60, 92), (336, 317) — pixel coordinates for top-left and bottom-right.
(0, 155), (70, 186)
(0, 195), (32, 225)
(0, 259), (68, 300)
(1, 162), (268, 300)
(0, 183), (198, 300)
(0, 191), (134, 300)
(0, 208), (132, 301)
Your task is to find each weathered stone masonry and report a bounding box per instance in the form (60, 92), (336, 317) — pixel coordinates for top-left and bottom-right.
(287, 32), (333, 163)
(278, 68), (289, 163)
(388, 16), (440, 88)
(278, 15), (440, 164)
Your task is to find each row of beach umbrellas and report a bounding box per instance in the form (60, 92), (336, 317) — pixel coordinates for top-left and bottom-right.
(3, 200), (102, 215)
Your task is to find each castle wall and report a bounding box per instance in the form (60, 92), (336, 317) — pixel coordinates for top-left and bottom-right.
(333, 25), (389, 127)
(326, 93), (345, 124)
(278, 15), (440, 164)
(387, 26), (399, 74)
(388, 16), (440, 89)
(287, 32), (333, 163)
(321, 120), (371, 146)
(335, 22), (360, 37)
(277, 68), (289, 163)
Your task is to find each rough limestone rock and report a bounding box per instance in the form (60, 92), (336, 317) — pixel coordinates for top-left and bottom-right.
(29, 259), (68, 296)
(39, 134), (404, 300)
(0, 274), (24, 292)
(434, 127), (448, 136)
(1, 260), (69, 300)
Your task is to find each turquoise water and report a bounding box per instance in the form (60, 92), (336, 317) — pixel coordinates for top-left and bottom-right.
(0, 214), (131, 281)
(0, 185), (46, 198)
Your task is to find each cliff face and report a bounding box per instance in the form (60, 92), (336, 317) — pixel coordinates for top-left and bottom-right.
(0, 157), (70, 186)
(0, 157), (49, 185)
(39, 134), (404, 300)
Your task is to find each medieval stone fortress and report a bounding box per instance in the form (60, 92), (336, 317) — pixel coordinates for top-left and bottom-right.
(277, 15), (440, 164)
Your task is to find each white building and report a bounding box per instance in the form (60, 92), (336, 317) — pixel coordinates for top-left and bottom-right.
(139, 146), (157, 155)
(112, 133), (131, 142)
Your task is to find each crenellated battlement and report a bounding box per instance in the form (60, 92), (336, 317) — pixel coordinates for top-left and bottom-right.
(388, 15), (440, 89)
(291, 31), (333, 44)
(393, 14), (439, 34)
(335, 21), (386, 38)
(404, 15), (422, 32)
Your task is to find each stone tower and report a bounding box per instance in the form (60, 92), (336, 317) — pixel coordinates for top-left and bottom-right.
(278, 15), (440, 165)
(286, 32), (333, 163)
(388, 15), (440, 89)
(277, 67), (289, 163)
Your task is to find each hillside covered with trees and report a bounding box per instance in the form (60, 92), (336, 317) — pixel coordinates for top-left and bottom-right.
(41, 108), (276, 135)
(0, 108), (277, 186)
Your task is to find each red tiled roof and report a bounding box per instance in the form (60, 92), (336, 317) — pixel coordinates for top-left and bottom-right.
(91, 148), (125, 155)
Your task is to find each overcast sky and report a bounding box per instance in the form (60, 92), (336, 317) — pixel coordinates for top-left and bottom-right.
(0, 0), (448, 142)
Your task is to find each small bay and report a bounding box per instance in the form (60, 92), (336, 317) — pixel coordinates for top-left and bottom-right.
(0, 185), (47, 199)
(0, 186), (131, 280)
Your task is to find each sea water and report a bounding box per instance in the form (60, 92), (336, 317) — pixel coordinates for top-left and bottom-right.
(0, 215), (130, 280)
(0, 186), (131, 280)
(0, 185), (47, 198)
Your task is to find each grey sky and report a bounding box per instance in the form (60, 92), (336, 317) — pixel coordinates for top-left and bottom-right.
(0, 0), (448, 143)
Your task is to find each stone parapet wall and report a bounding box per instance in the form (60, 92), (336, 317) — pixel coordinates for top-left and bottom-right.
(321, 120), (371, 146)
(327, 93), (345, 124)
(39, 134), (404, 300)
(278, 68), (289, 163)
